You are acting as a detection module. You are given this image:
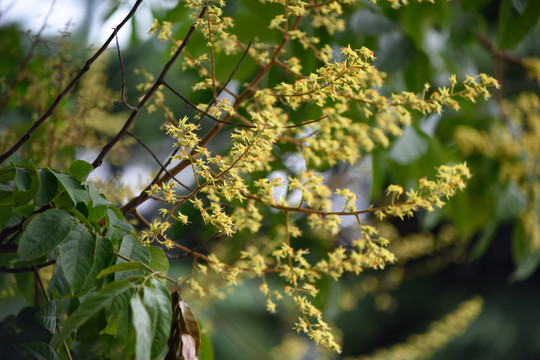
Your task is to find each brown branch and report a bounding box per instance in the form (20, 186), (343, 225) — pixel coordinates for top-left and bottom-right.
(0, 260), (55, 274)
(478, 34), (523, 67)
(120, 14), (303, 215)
(149, 40), (253, 186)
(0, 204), (52, 247)
(0, 0), (144, 165)
(120, 119), (221, 214)
(91, 5), (209, 169)
(477, 34), (521, 120)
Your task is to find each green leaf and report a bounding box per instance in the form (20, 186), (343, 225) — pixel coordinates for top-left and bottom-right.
(15, 203), (35, 217)
(81, 236), (114, 291)
(23, 341), (61, 360)
(97, 262), (148, 279)
(69, 160), (93, 182)
(18, 209), (74, 261)
(114, 234), (150, 286)
(100, 306), (131, 342)
(15, 167), (32, 191)
(498, 0), (540, 49)
(48, 262), (71, 297)
(144, 280), (172, 357)
(199, 332), (215, 360)
(119, 235), (151, 266)
(110, 288), (137, 318)
(0, 184), (13, 206)
(0, 165), (16, 182)
(48, 169), (88, 205)
(13, 164), (39, 208)
(116, 235), (151, 280)
(388, 126), (429, 165)
(149, 246), (169, 274)
(100, 307), (122, 336)
(350, 9), (395, 35)
(106, 208), (133, 244)
(36, 299), (60, 334)
(88, 185), (112, 207)
(35, 169), (58, 206)
(59, 223), (96, 295)
(131, 294), (153, 360)
(51, 278), (137, 348)
(16, 306), (51, 341)
(88, 205), (107, 223)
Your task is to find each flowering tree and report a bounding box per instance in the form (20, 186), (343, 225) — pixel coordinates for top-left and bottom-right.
(0, 0), (539, 359)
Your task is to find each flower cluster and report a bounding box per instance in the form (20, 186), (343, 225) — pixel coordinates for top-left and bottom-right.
(375, 163), (472, 220)
(133, 0), (498, 353)
(262, 47), (497, 167)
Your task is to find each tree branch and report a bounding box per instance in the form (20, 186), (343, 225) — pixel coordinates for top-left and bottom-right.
(0, 0), (144, 165)
(0, 260), (55, 274)
(120, 14), (303, 215)
(91, 5), (209, 169)
(478, 34), (523, 67)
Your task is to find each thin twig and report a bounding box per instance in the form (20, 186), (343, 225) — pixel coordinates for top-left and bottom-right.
(132, 209), (211, 263)
(286, 115), (328, 128)
(120, 15), (303, 215)
(150, 41), (252, 185)
(113, 32), (137, 111)
(162, 81), (255, 128)
(91, 5), (208, 169)
(121, 40), (255, 212)
(219, 41), (252, 99)
(0, 0), (144, 165)
(31, 262), (74, 360)
(31, 262), (51, 303)
(125, 131), (192, 191)
(182, 41), (254, 127)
